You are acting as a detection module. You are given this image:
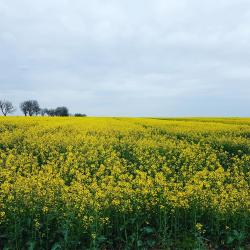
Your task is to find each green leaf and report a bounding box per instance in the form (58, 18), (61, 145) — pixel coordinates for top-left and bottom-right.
(27, 241), (36, 250)
(51, 242), (62, 250)
(137, 240), (143, 247)
(143, 226), (155, 234)
(147, 239), (156, 247)
(97, 235), (107, 243)
(226, 235), (235, 245)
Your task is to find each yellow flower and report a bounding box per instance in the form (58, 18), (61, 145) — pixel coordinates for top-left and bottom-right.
(195, 223), (203, 232)
(42, 206), (48, 213)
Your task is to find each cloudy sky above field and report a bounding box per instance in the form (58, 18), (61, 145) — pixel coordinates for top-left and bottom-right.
(0, 0), (250, 116)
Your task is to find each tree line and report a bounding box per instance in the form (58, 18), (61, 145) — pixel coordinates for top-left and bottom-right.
(0, 100), (86, 117)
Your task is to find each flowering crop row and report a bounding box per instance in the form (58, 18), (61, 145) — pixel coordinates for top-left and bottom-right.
(0, 117), (249, 249)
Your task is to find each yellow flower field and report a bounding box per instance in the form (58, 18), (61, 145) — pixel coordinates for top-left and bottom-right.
(0, 117), (249, 249)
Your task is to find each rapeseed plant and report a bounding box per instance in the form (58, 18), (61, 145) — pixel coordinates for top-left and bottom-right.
(0, 117), (249, 249)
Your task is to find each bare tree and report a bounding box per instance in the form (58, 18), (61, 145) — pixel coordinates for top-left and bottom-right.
(0, 100), (15, 116)
(20, 100), (40, 116)
(40, 108), (48, 116)
(46, 109), (56, 116)
(75, 113), (87, 117)
(55, 106), (69, 116)
(32, 100), (40, 116)
(20, 101), (30, 116)
(43, 107), (69, 116)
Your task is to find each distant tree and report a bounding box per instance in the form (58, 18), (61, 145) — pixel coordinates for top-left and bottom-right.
(75, 113), (87, 117)
(40, 108), (48, 116)
(0, 100), (15, 116)
(20, 101), (29, 116)
(54, 107), (69, 117)
(32, 101), (40, 116)
(20, 100), (40, 116)
(46, 109), (56, 116)
(20, 101), (31, 116)
(41, 106), (70, 117)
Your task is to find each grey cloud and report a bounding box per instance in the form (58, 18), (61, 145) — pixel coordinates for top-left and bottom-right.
(0, 0), (250, 116)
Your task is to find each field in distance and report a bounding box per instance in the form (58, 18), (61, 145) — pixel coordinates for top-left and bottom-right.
(0, 117), (249, 249)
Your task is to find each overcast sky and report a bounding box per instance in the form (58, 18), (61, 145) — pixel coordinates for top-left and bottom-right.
(0, 0), (250, 116)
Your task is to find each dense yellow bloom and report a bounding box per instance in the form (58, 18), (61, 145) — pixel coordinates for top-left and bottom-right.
(0, 117), (249, 248)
